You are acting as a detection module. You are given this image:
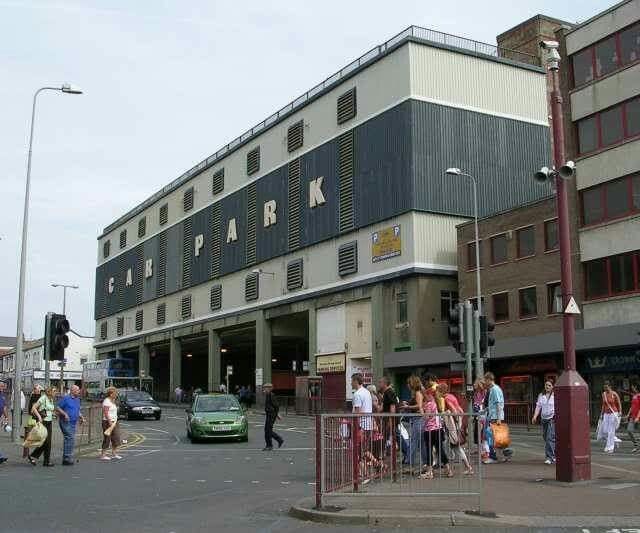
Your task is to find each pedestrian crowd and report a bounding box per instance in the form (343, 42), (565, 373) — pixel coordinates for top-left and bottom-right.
(0, 381), (124, 467)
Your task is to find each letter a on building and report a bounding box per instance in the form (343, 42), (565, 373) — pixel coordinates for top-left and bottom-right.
(226, 218), (238, 243)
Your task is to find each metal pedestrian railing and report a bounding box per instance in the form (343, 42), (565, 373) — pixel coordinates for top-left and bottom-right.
(315, 413), (483, 512)
(48, 404), (103, 450)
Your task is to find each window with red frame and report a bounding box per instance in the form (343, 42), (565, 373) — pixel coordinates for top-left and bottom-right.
(467, 241), (483, 270)
(516, 226), (535, 258)
(581, 174), (640, 226)
(584, 250), (640, 300)
(490, 234), (508, 264)
(577, 97), (640, 155)
(544, 219), (558, 251)
(571, 21), (640, 87)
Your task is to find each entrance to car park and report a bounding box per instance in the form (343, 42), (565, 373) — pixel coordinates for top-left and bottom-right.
(149, 344), (170, 401)
(270, 312), (309, 396)
(219, 325), (256, 396)
(180, 334), (209, 397)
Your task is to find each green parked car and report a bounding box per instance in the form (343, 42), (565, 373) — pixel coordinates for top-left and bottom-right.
(186, 394), (248, 442)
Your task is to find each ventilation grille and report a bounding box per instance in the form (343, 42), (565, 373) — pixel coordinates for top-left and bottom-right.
(135, 310), (143, 331)
(138, 217), (146, 238)
(183, 187), (194, 212)
(210, 204), (222, 278)
(338, 131), (355, 232)
(159, 203), (168, 226)
(338, 241), (358, 276)
(157, 231), (167, 296)
(287, 158), (301, 250)
(135, 246), (144, 304)
(210, 284), (222, 310)
(100, 321), (107, 340)
(337, 87), (357, 124)
(287, 259), (303, 291)
(116, 317), (124, 336)
(246, 183), (257, 265)
(245, 272), (259, 301)
(287, 120), (304, 152)
(119, 229), (127, 249)
(182, 219), (192, 288)
(181, 295), (192, 320)
(156, 303), (166, 325)
(103, 240), (110, 259)
(212, 168), (224, 195)
(247, 146), (260, 175)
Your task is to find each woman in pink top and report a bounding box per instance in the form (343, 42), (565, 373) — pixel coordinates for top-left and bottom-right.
(420, 390), (452, 479)
(439, 383), (473, 475)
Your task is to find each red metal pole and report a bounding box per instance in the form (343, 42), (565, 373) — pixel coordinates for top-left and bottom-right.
(352, 418), (360, 492)
(315, 415), (322, 509)
(548, 64), (591, 482)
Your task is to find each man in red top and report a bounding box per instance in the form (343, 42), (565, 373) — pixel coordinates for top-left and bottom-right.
(627, 382), (640, 453)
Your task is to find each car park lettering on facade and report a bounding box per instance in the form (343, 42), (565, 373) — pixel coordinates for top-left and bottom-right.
(105, 176), (325, 293)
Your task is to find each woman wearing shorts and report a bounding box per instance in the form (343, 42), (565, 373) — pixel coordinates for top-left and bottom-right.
(101, 387), (122, 461)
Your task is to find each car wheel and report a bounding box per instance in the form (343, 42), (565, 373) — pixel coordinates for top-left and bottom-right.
(240, 435), (248, 443)
(155, 413), (161, 420)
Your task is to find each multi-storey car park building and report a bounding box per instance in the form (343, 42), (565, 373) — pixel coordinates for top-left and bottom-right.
(94, 25), (551, 404)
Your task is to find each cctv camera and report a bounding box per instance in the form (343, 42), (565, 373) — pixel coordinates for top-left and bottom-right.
(539, 40), (559, 50)
(534, 166), (554, 183)
(558, 161), (576, 180)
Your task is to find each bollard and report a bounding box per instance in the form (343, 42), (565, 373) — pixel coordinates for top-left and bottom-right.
(352, 417), (360, 493)
(315, 415), (322, 509)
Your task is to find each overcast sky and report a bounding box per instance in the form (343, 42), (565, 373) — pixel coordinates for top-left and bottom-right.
(0, 0), (607, 339)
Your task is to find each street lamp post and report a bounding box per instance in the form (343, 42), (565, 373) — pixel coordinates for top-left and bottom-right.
(11, 84), (83, 442)
(51, 283), (79, 315)
(446, 168), (484, 378)
(537, 41), (590, 482)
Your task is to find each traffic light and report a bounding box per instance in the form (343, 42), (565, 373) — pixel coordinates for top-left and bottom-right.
(44, 312), (70, 361)
(479, 315), (495, 357)
(447, 303), (464, 354)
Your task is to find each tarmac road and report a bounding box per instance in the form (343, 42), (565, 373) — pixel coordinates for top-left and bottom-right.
(0, 408), (638, 533)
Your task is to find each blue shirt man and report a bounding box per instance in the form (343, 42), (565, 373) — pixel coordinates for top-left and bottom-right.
(56, 385), (85, 465)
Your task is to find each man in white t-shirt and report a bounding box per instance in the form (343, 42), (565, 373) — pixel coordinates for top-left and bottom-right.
(351, 373), (372, 431)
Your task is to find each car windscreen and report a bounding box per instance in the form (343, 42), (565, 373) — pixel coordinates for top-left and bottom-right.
(124, 392), (153, 401)
(194, 396), (240, 412)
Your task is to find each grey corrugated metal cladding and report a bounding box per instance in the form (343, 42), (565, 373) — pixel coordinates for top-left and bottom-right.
(94, 99), (551, 320)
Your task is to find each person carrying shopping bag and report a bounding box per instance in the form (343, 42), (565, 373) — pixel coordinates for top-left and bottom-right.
(599, 381), (622, 454)
(28, 386), (57, 467)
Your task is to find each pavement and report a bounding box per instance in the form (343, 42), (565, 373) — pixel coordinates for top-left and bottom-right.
(1, 410), (639, 532)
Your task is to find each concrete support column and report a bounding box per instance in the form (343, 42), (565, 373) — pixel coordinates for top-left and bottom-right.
(371, 285), (385, 382)
(307, 306), (317, 376)
(139, 342), (150, 378)
(169, 336), (182, 401)
(208, 328), (221, 393)
(255, 311), (272, 405)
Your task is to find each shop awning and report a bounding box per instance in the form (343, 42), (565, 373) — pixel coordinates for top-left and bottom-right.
(385, 321), (640, 369)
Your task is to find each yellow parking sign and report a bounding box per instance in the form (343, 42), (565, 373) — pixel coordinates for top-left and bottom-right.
(371, 225), (401, 263)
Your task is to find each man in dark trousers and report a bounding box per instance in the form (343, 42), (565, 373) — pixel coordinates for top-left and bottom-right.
(262, 383), (283, 451)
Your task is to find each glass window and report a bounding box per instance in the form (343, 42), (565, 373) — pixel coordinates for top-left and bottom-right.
(490, 234), (508, 264)
(595, 36), (619, 77)
(578, 115), (598, 153)
(518, 287), (538, 318)
(467, 241), (482, 269)
(547, 282), (562, 314)
(620, 23), (640, 65)
(572, 47), (594, 86)
(626, 98), (640, 138)
(396, 290), (408, 324)
(516, 226), (535, 258)
(585, 258), (608, 299)
(633, 176), (640, 211)
(440, 290), (458, 321)
(470, 296), (486, 312)
(610, 254), (635, 294)
(606, 179), (630, 219)
(544, 219), (558, 251)
(582, 187), (604, 225)
(600, 106), (624, 146)
(492, 293), (509, 322)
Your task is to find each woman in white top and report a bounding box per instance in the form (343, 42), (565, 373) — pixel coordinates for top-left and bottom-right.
(532, 381), (555, 464)
(101, 387), (122, 461)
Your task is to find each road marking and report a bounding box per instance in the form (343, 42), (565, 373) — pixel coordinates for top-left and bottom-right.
(167, 416), (184, 420)
(283, 428), (307, 434)
(280, 481), (290, 485)
(224, 480), (233, 483)
(196, 479), (206, 483)
(133, 450), (161, 457)
(143, 427), (170, 434)
(602, 482), (639, 490)
(251, 480), (260, 484)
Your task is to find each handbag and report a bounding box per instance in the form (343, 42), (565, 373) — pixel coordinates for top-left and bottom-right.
(596, 417), (605, 441)
(443, 414), (460, 446)
(490, 422), (512, 448)
(23, 421), (47, 448)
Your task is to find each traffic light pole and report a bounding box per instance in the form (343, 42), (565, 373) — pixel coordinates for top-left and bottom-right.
(473, 310), (483, 379)
(545, 46), (590, 482)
